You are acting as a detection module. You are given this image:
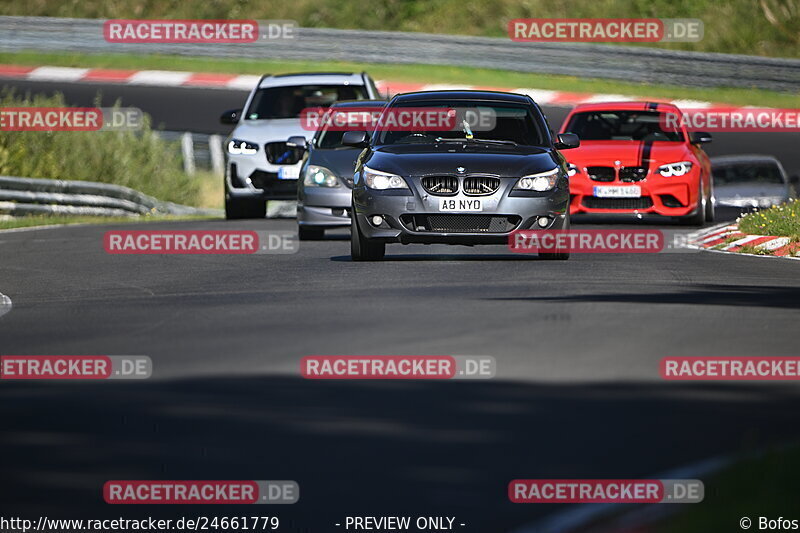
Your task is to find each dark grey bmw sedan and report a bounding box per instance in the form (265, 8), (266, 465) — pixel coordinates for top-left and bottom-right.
(344, 90), (580, 260)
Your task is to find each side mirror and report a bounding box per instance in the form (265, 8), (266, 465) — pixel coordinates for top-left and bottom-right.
(554, 132), (580, 150)
(689, 131), (712, 144)
(342, 131), (369, 147)
(286, 136), (308, 150)
(220, 109), (242, 125)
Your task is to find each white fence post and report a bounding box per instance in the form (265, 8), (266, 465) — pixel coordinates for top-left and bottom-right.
(181, 132), (196, 175)
(209, 134), (224, 175)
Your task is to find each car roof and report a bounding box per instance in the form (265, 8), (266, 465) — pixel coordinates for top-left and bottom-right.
(391, 90), (532, 104)
(330, 99), (387, 108)
(258, 72), (367, 89)
(569, 101), (681, 112)
(711, 154), (781, 165)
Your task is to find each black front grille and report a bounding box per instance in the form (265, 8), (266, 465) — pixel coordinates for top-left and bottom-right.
(265, 142), (304, 165)
(401, 214), (520, 233)
(421, 176), (459, 196)
(463, 176), (501, 195)
(248, 171), (298, 199)
(587, 166), (616, 182)
(619, 167), (648, 182)
(582, 197), (654, 210)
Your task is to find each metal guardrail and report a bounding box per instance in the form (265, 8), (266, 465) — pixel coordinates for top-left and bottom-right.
(0, 175), (221, 217)
(1, 16), (799, 92)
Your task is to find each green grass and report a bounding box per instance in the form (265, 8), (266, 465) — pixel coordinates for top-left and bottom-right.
(0, 213), (217, 230)
(738, 199), (800, 237)
(738, 243), (774, 255)
(2, 50), (799, 108)
(652, 445), (800, 533)
(3, 0), (800, 58)
(0, 89), (204, 206)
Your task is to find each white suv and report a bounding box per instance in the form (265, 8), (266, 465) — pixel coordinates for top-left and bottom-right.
(221, 72), (380, 219)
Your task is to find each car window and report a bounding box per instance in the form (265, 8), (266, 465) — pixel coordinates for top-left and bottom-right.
(566, 110), (684, 142)
(246, 85), (369, 120)
(315, 106), (385, 149)
(712, 163), (785, 185)
(375, 101), (548, 147)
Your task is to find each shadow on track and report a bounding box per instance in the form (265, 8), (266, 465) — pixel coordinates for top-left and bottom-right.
(2, 377), (799, 532)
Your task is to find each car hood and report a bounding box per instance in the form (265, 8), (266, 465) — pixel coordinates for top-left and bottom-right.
(565, 141), (693, 168)
(229, 119), (312, 143)
(715, 183), (788, 200)
(309, 147), (362, 180)
(366, 144), (560, 177)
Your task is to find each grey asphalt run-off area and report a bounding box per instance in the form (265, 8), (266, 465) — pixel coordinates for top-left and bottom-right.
(0, 78), (798, 532)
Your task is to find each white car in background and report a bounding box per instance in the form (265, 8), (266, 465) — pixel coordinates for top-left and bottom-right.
(221, 72), (380, 219)
(711, 154), (797, 213)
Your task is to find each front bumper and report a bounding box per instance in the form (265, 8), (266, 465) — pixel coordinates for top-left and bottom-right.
(297, 186), (353, 227)
(353, 180), (569, 245)
(226, 157), (303, 201)
(569, 171), (700, 217)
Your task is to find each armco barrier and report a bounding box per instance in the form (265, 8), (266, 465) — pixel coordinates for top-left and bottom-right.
(0, 16), (798, 92)
(0, 176), (221, 217)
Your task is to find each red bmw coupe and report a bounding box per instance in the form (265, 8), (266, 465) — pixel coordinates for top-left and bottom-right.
(560, 102), (714, 224)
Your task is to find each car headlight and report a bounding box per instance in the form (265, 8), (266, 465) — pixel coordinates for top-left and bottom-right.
(363, 166), (409, 190)
(567, 163), (579, 177)
(658, 161), (693, 177)
(514, 168), (560, 192)
(304, 165), (340, 188)
(227, 139), (258, 155)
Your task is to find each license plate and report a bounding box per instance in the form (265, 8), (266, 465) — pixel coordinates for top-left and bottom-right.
(439, 198), (482, 211)
(277, 167), (300, 180)
(594, 186), (641, 198)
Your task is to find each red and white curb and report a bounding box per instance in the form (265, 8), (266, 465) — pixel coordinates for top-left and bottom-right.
(0, 64), (719, 109)
(687, 223), (800, 259)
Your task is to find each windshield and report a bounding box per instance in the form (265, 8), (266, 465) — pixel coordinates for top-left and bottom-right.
(375, 101), (548, 146)
(315, 107), (386, 149)
(713, 163), (785, 185)
(566, 110), (684, 142)
(245, 84), (369, 120)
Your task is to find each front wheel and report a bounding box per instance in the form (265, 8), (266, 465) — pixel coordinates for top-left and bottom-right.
(705, 187), (715, 223)
(298, 226), (325, 241)
(225, 196), (266, 220)
(350, 211), (385, 261)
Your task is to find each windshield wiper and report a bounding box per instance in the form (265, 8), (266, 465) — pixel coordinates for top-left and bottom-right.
(434, 137), (518, 146)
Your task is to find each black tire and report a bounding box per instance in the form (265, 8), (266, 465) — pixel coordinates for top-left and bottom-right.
(225, 196), (266, 220)
(539, 215), (570, 260)
(298, 225), (325, 241)
(350, 212), (385, 261)
(705, 187), (715, 223)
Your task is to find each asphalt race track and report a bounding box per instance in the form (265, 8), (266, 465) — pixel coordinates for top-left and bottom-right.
(1, 78), (799, 532)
